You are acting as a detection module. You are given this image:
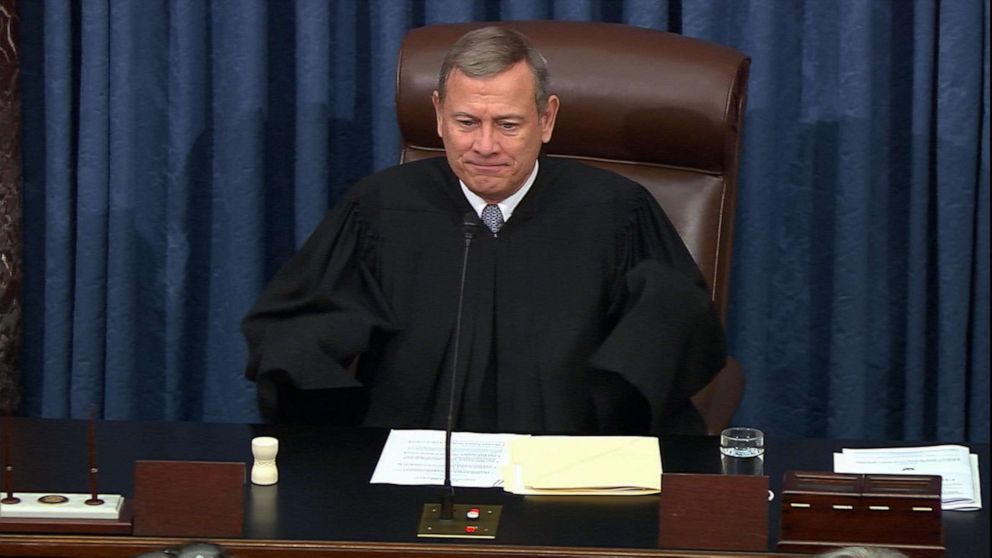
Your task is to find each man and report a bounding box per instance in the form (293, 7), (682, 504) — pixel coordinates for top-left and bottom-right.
(242, 26), (725, 434)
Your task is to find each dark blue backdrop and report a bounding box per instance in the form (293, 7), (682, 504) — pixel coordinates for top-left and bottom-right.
(18, 0), (989, 442)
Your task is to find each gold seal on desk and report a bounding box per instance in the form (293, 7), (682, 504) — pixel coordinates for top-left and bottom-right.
(37, 494), (69, 505)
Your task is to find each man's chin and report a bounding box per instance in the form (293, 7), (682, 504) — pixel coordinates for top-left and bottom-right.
(464, 178), (512, 198)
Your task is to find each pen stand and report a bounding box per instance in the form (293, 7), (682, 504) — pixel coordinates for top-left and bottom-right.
(0, 496), (132, 535)
(778, 471), (944, 558)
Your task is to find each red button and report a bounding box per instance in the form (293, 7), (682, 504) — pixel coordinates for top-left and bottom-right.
(465, 525), (478, 533)
(466, 508), (481, 520)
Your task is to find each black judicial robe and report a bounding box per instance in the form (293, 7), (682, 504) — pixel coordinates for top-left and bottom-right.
(242, 156), (725, 434)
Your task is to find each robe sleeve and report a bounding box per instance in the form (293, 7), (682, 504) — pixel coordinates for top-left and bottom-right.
(241, 194), (397, 393)
(589, 191), (727, 434)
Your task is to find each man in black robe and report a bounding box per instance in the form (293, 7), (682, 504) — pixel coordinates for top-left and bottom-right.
(242, 27), (725, 435)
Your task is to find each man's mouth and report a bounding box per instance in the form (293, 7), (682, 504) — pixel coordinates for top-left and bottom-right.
(465, 161), (509, 174)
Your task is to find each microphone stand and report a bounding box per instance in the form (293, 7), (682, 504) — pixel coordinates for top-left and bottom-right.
(417, 213), (502, 539)
(441, 212), (479, 521)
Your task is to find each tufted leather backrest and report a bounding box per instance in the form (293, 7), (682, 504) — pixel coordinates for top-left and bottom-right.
(396, 21), (750, 320)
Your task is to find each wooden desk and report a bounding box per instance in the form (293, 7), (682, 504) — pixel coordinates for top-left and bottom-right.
(0, 418), (987, 558)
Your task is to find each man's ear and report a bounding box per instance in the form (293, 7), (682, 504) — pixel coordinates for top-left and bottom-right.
(432, 90), (443, 138)
(540, 94), (560, 144)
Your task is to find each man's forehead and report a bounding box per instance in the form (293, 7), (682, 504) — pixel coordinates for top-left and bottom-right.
(444, 63), (535, 92)
(439, 67), (538, 112)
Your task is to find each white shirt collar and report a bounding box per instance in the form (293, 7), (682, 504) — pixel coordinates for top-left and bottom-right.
(460, 160), (539, 222)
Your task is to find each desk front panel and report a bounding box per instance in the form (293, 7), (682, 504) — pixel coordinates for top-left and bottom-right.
(1, 418), (987, 558)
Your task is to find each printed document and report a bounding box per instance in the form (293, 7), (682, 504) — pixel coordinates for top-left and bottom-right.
(833, 444), (981, 511)
(370, 429), (526, 488)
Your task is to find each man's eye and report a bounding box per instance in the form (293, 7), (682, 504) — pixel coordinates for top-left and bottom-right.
(499, 122), (519, 130)
(457, 119), (476, 127)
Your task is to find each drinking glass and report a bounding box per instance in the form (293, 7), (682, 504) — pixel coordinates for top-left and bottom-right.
(720, 427), (764, 475)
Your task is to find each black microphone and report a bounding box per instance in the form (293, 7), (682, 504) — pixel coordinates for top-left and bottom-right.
(441, 212), (478, 520)
(419, 212), (502, 538)
(461, 211), (480, 242)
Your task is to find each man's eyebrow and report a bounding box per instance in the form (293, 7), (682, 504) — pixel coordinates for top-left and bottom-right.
(449, 110), (527, 121)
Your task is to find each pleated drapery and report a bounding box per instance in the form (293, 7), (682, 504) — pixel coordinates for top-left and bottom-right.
(18, 1), (989, 441)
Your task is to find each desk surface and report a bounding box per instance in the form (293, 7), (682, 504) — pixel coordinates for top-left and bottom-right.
(0, 418), (987, 558)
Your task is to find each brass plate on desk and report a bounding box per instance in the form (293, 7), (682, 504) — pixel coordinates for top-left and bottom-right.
(417, 503), (502, 539)
(37, 495), (69, 504)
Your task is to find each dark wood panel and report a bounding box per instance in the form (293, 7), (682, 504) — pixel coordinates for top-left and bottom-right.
(0, 535), (800, 558)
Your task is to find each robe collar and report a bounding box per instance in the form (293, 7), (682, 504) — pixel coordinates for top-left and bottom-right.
(438, 156), (555, 228)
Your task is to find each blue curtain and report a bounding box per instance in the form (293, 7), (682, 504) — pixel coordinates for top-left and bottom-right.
(19, 0), (989, 442)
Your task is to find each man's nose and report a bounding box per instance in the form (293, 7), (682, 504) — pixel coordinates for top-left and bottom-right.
(472, 124), (498, 154)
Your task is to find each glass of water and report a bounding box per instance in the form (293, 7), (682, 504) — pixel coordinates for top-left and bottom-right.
(720, 426), (764, 475)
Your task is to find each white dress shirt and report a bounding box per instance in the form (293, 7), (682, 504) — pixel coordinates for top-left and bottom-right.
(459, 160), (539, 222)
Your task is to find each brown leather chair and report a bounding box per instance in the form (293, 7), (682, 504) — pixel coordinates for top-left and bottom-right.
(396, 21), (750, 434)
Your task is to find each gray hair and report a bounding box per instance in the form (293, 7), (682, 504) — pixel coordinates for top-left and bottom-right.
(817, 547), (909, 558)
(436, 26), (551, 113)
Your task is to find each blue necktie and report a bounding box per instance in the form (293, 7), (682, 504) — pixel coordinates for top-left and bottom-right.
(481, 204), (504, 235)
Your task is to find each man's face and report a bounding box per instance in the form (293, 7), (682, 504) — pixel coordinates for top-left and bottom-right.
(433, 61), (559, 203)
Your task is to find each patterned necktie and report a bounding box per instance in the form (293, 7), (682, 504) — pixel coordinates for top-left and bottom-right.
(481, 204), (504, 235)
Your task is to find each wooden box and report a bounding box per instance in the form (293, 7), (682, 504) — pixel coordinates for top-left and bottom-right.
(659, 473), (769, 551)
(779, 471), (944, 557)
(133, 460), (245, 538)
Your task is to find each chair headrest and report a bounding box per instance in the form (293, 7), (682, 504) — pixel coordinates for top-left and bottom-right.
(397, 21), (749, 174)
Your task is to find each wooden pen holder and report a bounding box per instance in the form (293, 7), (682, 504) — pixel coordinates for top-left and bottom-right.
(778, 471), (944, 557)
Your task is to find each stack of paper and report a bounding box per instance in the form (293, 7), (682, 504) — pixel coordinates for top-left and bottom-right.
(370, 430), (525, 487)
(501, 436), (662, 495)
(833, 445), (982, 511)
